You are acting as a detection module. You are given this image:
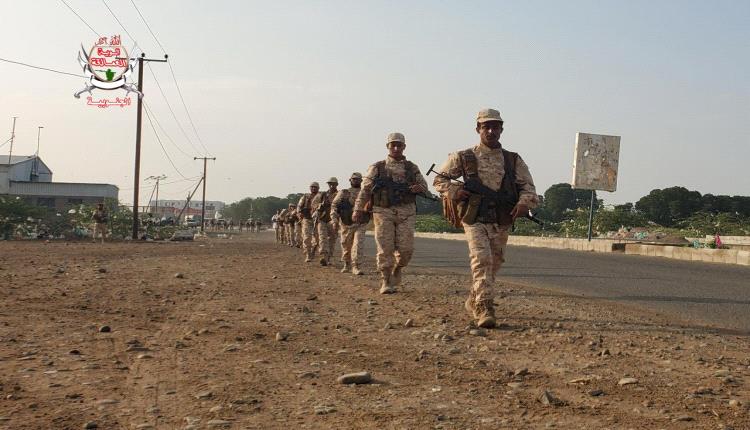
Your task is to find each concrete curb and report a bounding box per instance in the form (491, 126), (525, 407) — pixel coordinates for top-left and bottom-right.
(365, 231), (750, 267)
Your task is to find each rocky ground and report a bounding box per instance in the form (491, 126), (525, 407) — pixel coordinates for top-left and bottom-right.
(1, 232), (749, 429)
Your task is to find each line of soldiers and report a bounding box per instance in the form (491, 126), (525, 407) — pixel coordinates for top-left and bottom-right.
(273, 108), (538, 329)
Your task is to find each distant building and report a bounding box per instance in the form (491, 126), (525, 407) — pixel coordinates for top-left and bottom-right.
(153, 199), (225, 220)
(0, 155), (118, 209)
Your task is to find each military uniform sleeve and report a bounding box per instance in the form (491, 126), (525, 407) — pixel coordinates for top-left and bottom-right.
(330, 190), (344, 223)
(412, 164), (429, 191)
(354, 164), (378, 212)
(432, 152), (463, 200)
(515, 155), (539, 208)
(297, 195), (306, 212)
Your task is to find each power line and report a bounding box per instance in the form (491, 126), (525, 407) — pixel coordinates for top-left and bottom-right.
(59, 0), (100, 37)
(0, 57), (85, 78)
(145, 63), (203, 155)
(142, 106), (189, 179)
(101, 0), (140, 51)
(143, 100), (194, 158)
(168, 61), (210, 156)
(130, 0), (167, 54)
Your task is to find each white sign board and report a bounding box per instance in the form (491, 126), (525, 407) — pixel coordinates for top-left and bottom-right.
(571, 132), (621, 192)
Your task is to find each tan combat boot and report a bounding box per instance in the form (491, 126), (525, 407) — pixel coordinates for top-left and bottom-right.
(319, 256), (328, 266)
(474, 299), (497, 329)
(379, 272), (395, 294)
(391, 266), (403, 287)
(352, 265), (363, 276)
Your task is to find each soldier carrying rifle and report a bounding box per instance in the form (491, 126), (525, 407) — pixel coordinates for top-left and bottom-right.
(431, 108), (539, 328)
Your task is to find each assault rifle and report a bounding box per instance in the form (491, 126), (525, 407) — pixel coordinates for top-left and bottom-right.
(426, 164), (544, 226)
(369, 176), (439, 206)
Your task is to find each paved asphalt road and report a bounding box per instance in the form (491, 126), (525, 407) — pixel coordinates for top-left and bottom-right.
(362, 236), (750, 333)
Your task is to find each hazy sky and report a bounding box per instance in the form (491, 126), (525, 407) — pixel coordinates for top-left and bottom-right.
(1, 0), (748, 207)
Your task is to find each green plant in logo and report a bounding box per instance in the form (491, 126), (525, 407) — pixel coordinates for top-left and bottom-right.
(105, 68), (115, 81)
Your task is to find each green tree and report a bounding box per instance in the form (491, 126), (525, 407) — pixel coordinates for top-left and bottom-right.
(540, 183), (598, 222)
(635, 186), (703, 226)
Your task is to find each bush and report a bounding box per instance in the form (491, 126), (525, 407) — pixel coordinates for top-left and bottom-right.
(415, 214), (462, 233)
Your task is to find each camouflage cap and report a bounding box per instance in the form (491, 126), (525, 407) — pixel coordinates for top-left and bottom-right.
(327, 177), (338, 184)
(310, 182), (320, 188)
(350, 172), (363, 180)
(386, 132), (405, 145)
(476, 108), (503, 124)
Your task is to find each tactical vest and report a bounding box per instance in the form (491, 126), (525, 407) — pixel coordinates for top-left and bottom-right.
(371, 160), (418, 208)
(300, 194), (314, 219)
(316, 191), (332, 223)
(458, 148), (519, 226)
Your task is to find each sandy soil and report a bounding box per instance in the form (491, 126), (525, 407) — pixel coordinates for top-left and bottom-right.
(0, 232), (748, 429)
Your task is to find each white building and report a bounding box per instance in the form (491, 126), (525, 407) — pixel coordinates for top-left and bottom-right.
(154, 199), (225, 219)
(1, 155), (118, 209)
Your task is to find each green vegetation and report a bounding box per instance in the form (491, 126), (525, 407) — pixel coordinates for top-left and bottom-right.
(415, 214), (462, 233)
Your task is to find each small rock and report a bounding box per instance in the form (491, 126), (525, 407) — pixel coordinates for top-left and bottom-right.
(137, 353), (153, 360)
(337, 372), (372, 385)
(95, 399), (119, 405)
(599, 348), (611, 357)
(306, 294), (317, 301)
(276, 332), (289, 341)
(589, 389), (604, 397)
(98, 325), (111, 333)
(314, 405), (336, 415)
(469, 328), (486, 337)
(405, 319), (414, 327)
(206, 420), (231, 428)
(174, 273), (184, 279)
(135, 425), (154, 430)
(83, 422), (98, 429)
(97, 268), (107, 273)
(384, 322), (393, 330)
(539, 390), (564, 406)
(223, 344), (239, 352)
(618, 378), (639, 386)
(514, 368), (529, 377)
(714, 369), (731, 377)
(195, 390), (213, 400)
(209, 405), (222, 413)
(728, 399), (742, 408)
(672, 415), (694, 422)
(507, 382), (523, 389)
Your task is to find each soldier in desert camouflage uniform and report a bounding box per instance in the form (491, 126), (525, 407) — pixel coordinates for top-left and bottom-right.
(297, 182), (320, 262)
(284, 204), (298, 247)
(353, 132), (428, 294)
(311, 177), (339, 266)
(332, 172), (369, 275)
(273, 209), (283, 243)
(433, 108), (538, 328)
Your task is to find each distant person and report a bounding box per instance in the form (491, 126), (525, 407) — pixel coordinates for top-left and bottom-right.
(298, 182), (320, 262)
(92, 203), (109, 244)
(433, 108), (538, 328)
(332, 172), (368, 275)
(255, 219), (262, 232)
(311, 177), (338, 266)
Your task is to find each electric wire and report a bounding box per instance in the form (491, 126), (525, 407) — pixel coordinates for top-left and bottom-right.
(101, 0), (140, 52)
(143, 100), (194, 158)
(127, 0), (210, 156)
(142, 107), (189, 179)
(129, 0), (167, 54)
(0, 57), (85, 78)
(59, 0), (100, 37)
(168, 61), (210, 156)
(145, 63), (203, 155)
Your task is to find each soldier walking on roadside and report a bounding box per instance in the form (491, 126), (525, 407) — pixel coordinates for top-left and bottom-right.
(297, 182), (320, 262)
(273, 209), (282, 242)
(284, 204), (298, 247)
(353, 132), (428, 294)
(433, 108), (538, 328)
(92, 203), (109, 244)
(311, 178), (339, 266)
(332, 172), (368, 275)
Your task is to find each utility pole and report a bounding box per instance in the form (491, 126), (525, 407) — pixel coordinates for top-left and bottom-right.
(146, 174), (167, 215)
(194, 157), (216, 233)
(131, 53), (169, 240)
(7, 116), (17, 165)
(33, 125), (43, 179)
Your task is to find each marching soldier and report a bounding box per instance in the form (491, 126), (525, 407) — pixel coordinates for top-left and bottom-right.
(433, 108), (538, 328)
(272, 210), (282, 242)
(311, 177), (339, 266)
(353, 132), (428, 294)
(92, 203), (109, 244)
(297, 182), (320, 262)
(284, 204), (298, 247)
(332, 172), (368, 275)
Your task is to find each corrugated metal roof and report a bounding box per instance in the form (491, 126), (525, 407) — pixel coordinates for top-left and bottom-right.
(1, 155), (37, 166)
(9, 181), (118, 198)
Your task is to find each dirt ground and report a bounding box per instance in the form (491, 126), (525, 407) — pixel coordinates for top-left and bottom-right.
(1, 232), (749, 430)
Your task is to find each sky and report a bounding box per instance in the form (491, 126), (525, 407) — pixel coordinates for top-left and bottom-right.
(1, 0), (748, 207)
